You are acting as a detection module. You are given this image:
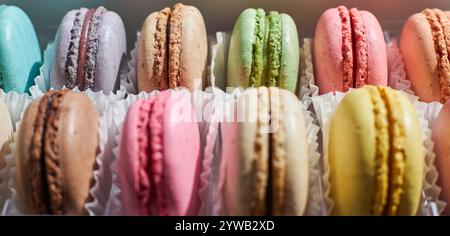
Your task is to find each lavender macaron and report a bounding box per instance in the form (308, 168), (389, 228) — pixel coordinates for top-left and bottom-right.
(50, 6), (126, 94)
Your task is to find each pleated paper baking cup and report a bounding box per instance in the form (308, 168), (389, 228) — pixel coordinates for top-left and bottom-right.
(0, 91), (31, 211)
(0, 90), (32, 132)
(123, 32), (140, 95)
(198, 88), (234, 216)
(84, 108), (116, 216)
(29, 42), (127, 107)
(209, 32), (231, 91)
(387, 39), (414, 95)
(299, 38), (319, 108)
(0, 133), (16, 213)
(1, 103), (112, 216)
(312, 91), (444, 216)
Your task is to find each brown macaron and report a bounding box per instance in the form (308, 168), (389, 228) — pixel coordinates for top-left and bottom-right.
(15, 90), (99, 215)
(136, 3), (208, 92)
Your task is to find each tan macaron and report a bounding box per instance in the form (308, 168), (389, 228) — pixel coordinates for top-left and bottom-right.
(137, 3), (208, 92)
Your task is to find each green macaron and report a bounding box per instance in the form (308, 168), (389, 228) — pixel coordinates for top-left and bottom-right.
(227, 8), (299, 93)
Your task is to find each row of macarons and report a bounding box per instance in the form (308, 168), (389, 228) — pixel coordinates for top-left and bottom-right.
(0, 4), (449, 104)
(1, 83), (450, 216)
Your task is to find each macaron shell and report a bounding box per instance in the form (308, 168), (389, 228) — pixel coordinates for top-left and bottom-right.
(162, 90), (201, 215)
(15, 92), (99, 215)
(15, 100), (38, 213)
(51, 8), (126, 94)
(394, 90), (423, 215)
(329, 88), (377, 215)
(223, 88), (263, 215)
(400, 13), (441, 102)
(92, 11), (127, 93)
(359, 11), (387, 87)
(57, 92), (99, 214)
(275, 88), (308, 215)
(227, 9), (257, 88)
(279, 14), (300, 93)
(137, 12), (167, 92)
(0, 5), (41, 93)
(178, 5), (208, 91)
(51, 9), (88, 90)
(118, 99), (147, 215)
(314, 8), (347, 94)
(432, 101), (450, 215)
(314, 8), (388, 94)
(0, 100), (13, 185)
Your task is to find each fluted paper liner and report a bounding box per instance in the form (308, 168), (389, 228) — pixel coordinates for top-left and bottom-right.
(209, 32), (230, 90)
(299, 38), (319, 107)
(123, 32), (140, 94)
(312, 91), (445, 216)
(1, 98), (112, 215)
(0, 91), (31, 211)
(29, 42), (127, 108)
(387, 39), (414, 94)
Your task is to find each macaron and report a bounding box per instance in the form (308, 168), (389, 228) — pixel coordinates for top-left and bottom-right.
(431, 100), (450, 215)
(0, 99), (13, 192)
(136, 3), (207, 92)
(119, 90), (202, 216)
(227, 9), (300, 93)
(50, 6), (127, 94)
(15, 90), (99, 215)
(400, 9), (450, 103)
(328, 86), (424, 216)
(314, 6), (388, 94)
(0, 5), (41, 93)
(222, 87), (309, 216)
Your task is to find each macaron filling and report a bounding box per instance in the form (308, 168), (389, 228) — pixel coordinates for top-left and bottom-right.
(136, 95), (168, 216)
(250, 88), (287, 216)
(338, 6), (354, 90)
(349, 8), (369, 88)
(367, 86), (390, 215)
(337, 6), (369, 90)
(266, 12), (282, 87)
(368, 86), (406, 215)
(153, 8), (171, 90)
(422, 9), (450, 103)
(381, 87), (406, 216)
(250, 88), (269, 215)
(269, 89), (287, 215)
(65, 7), (106, 90)
(135, 98), (155, 215)
(249, 8), (266, 87)
(168, 3), (183, 89)
(30, 90), (67, 215)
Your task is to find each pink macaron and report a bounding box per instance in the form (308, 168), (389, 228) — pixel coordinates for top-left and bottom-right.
(119, 90), (202, 216)
(432, 101), (450, 215)
(314, 6), (388, 94)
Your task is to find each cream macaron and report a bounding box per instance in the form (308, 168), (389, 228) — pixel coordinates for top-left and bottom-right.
(221, 86), (309, 216)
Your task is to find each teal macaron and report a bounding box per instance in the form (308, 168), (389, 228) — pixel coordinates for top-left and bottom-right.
(0, 5), (41, 94)
(227, 8), (299, 93)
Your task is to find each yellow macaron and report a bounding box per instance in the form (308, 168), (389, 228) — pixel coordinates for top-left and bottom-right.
(328, 85), (424, 216)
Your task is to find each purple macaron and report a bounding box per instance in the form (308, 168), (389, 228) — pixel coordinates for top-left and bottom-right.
(50, 6), (126, 94)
